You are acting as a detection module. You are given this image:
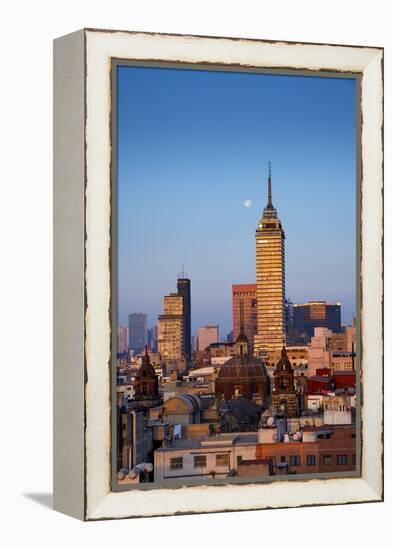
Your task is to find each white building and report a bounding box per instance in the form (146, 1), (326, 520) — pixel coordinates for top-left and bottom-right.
(154, 433), (258, 482)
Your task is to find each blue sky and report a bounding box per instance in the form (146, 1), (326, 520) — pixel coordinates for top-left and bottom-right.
(117, 65), (356, 336)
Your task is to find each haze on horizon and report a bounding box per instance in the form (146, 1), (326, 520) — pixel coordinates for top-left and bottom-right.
(117, 65), (357, 337)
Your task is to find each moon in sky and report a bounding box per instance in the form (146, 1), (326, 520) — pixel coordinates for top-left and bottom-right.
(244, 199), (252, 208)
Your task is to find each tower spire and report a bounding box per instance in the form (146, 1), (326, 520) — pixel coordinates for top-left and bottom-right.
(267, 161), (273, 208)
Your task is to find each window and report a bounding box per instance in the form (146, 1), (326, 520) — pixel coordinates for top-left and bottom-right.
(290, 455), (300, 466)
(170, 457), (183, 470)
(265, 456), (275, 465)
(216, 454), (229, 467)
(337, 454), (348, 465)
(323, 455), (332, 465)
(237, 455), (243, 465)
(307, 455), (316, 466)
(280, 456), (286, 463)
(352, 454), (356, 465)
(194, 455), (207, 468)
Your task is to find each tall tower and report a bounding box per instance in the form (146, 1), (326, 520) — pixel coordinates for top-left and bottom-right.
(254, 164), (286, 355)
(177, 274), (191, 361)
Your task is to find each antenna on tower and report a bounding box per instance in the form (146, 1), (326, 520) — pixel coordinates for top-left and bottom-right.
(178, 264), (187, 279)
(267, 161), (273, 208)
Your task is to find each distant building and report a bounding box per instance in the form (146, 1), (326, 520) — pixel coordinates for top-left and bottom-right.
(232, 284), (257, 352)
(128, 313), (148, 352)
(177, 277), (191, 361)
(150, 325), (158, 353)
(191, 335), (198, 353)
(158, 294), (185, 361)
(198, 324), (219, 351)
(117, 325), (129, 354)
(254, 166), (286, 355)
(293, 301), (341, 343)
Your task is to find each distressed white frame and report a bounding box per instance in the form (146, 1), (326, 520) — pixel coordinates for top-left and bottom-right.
(54, 29), (383, 521)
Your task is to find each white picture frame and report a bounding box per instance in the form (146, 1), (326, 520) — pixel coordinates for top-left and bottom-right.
(53, 28), (383, 521)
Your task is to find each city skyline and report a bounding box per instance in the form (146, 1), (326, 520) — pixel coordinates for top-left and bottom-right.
(117, 65), (356, 335)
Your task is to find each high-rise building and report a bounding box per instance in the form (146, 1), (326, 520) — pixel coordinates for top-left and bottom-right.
(177, 276), (191, 360)
(158, 294), (185, 360)
(128, 313), (148, 352)
(254, 165), (286, 355)
(197, 324), (219, 351)
(150, 325), (159, 353)
(293, 301), (341, 343)
(117, 325), (129, 354)
(232, 284), (257, 351)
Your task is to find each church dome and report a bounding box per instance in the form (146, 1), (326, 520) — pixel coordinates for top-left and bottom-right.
(217, 354), (267, 380)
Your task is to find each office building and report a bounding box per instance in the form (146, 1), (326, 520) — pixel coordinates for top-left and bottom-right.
(254, 165), (286, 355)
(158, 294), (185, 361)
(293, 301), (341, 343)
(232, 283), (257, 352)
(197, 324), (219, 351)
(117, 325), (129, 354)
(128, 313), (148, 353)
(177, 276), (191, 360)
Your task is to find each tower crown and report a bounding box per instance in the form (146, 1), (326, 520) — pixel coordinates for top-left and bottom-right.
(262, 162), (278, 219)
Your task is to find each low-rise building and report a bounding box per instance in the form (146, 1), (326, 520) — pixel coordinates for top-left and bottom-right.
(154, 433), (259, 482)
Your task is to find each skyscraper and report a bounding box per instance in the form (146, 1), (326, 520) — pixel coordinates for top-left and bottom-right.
(177, 276), (191, 360)
(128, 313), (148, 352)
(232, 284), (258, 351)
(158, 294), (185, 360)
(197, 324), (219, 351)
(254, 165), (286, 355)
(293, 301), (342, 343)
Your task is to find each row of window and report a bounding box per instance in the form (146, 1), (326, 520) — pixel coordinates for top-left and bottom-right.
(265, 454), (356, 467)
(170, 453), (230, 471)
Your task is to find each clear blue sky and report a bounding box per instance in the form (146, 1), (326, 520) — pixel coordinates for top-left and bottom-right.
(117, 65), (356, 336)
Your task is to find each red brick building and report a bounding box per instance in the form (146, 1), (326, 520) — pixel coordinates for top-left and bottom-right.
(232, 284), (257, 352)
(256, 424), (356, 474)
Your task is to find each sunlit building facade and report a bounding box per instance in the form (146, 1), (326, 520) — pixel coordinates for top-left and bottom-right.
(254, 167), (286, 356)
(158, 294), (185, 360)
(232, 284), (257, 352)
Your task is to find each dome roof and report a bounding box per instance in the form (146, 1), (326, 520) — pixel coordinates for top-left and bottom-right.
(217, 354), (267, 379)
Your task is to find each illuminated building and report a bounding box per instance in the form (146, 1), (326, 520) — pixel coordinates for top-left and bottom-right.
(254, 164), (286, 355)
(232, 284), (257, 352)
(158, 294), (184, 361)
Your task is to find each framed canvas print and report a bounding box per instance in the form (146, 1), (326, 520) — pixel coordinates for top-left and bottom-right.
(53, 29), (383, 520)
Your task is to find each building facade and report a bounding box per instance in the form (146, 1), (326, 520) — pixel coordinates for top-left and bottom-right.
(197, 324), (219, 351)
(232, 283), (257, 352)
(293, 301), (341, 343)
(254, 167), (286, 355)
(128, 312), (148, 352)
(177, 277), (191, 361)
(117, 325), (129, 354)
(158, 294), (185, 361)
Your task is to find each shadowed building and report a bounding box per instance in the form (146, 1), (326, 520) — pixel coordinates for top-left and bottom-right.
(293, 301), (342, 343)
(254, 164), (286, 356)
(177, 276), (191, 361)
(232, 284), (257, 352)
(272, 344), (298, 418)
